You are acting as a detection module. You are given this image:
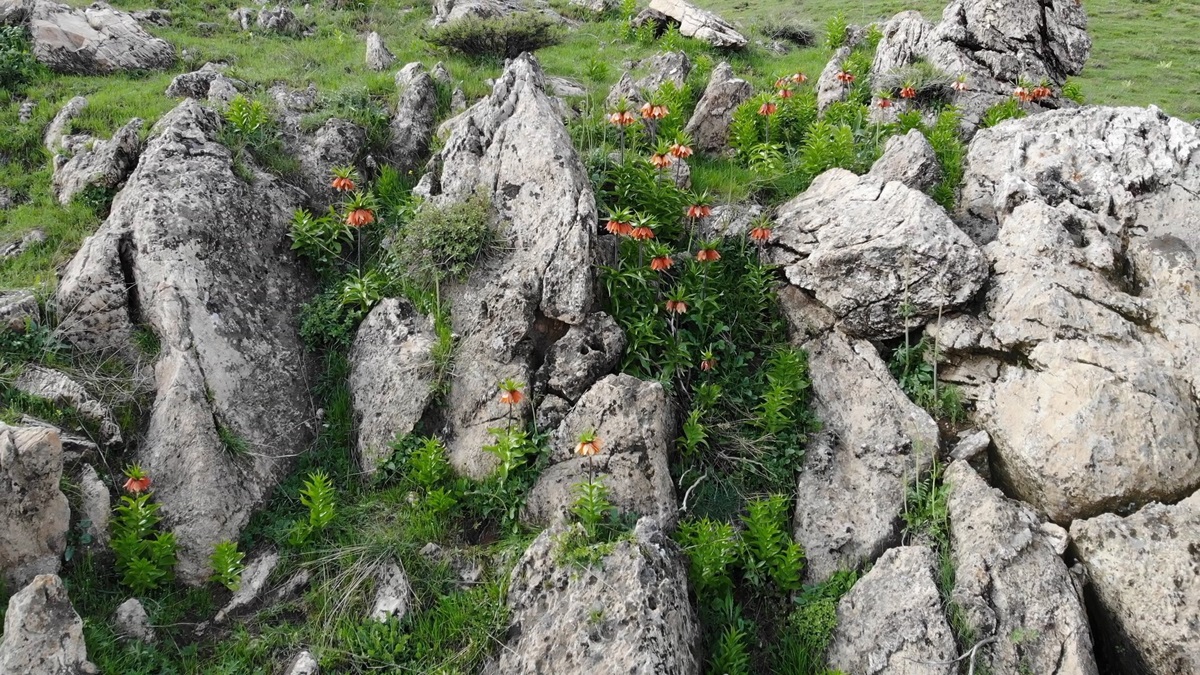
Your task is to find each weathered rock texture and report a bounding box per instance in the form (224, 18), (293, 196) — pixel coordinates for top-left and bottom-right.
(43, 95), (87, 153)
(113, 598), (155, 643)
(0, 424), (69, 589)
(415, 54), (594, 479)
(429, 0), (558, 27)
(13, 365), (121, 446)
(52, 117), (143, 205)
(294, 117), (366, 211)
(1071, 493), (1200, 675)
(364, 31), (394, 72)
(947, 461), (1098, 675)
(390, 62), (439, 175)
(0, 289), (39, 331)
(825, 546), (957, 675)
(164, 63), (243, 102)
(793, 330), (939, 582)
(683, 61), (752, 154)
(0, 575), (97, 674)
(54, 100), (316, 584)
(606, 51), (691, 108)
(22, 0), (175, 74)
(867, 128), (942, 193)
(525, 374), (676, 529)
(645, 0), (746, 48)
(768, 169), (987, 340)
(535, 312), (625, 403)
(943, 108), (1200, 523)
(500, 518), (700, 674)
(349, 298), (437, 475)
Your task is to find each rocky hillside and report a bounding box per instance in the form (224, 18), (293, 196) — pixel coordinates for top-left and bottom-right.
(1, 0), (1198, 673)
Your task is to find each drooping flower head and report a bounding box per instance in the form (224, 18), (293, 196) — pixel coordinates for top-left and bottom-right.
(791, 72), (808, 84)
(951, 75), (969, 93)
(836, 70), (856, 85)
(669, 132), (694, 159)
(758, 101), (778, 117)
(575, 429), (602, 457)
(700, 348), (717, 372)
(498, 379), (525, 406)
(605, 208), (634, 236)
(344, 191), (378, 227)
(899, 81), (917, 99)
(123, 464), (151, 494)
(641, 100), (669, 120)
(876, 93), (893, 109)
(609, 98), (638, 127)
(665, 288), (690, 315)
(629, 215), (656, 241)
(777, 86), (795, 100)
(330, 166), (358, 192)
(686, 193), (712, 220)
(649, 242), (674, 272)
(749, 216), (773, 243)
(696, 239), (721, 263)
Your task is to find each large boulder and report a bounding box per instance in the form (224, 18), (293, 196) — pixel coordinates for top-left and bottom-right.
(390, 62), (439, 176)
(52, 117), (144, 206)
(0, 425), (69, 589)
(164, 63), (243, 102)
(499, 518), (700, 674)
(53, 100), (316, 584)
(793, 330), (939, 582)
(23, 0), (175, 74)
(294, 117), (366, 211)
(867, 128), (942, 193)
(348, 298), (438, 476)
(825, 546), (957, 675)
(947, 461), (1098, 675)
(43, 95), (87, 153)
(683, 61), (752, 154)
(767, 169), (987, 340)
(942, 108), (1200, 523)
(605, 51), (691, 108)
(0, 575), (97, 674)
(415, 54), (594, 479)
(524, 374), (677, 529)
(644, 0), (746, 49)
(429, 0), (558, 27)
(1070, 492), (1200, 674)
(12, 365), (121, 446)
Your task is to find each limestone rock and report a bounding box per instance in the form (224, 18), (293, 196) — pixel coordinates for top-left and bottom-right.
(54, 100), (316, 584)
(228, 7), (253, 30)
(295, 117), (366, 211)
(130, 8), (169, 26)
(699, 202), (761, 240)
(605, 51), (691, 108)
(364, 31), (394, 72)
(815, 44), (856, 111)
(793, 331), (939, 582)
(525, 374), (676, 528)
(0, 575), (97, 674)
(867, 128), (942, 192)
(568, 0), (613, 12)
(1071, 493), (1200, 675)
(53, 117), (143, 205)
(349, 298), (438, 476)
(113, 598), (155, 643)
(537, 312), (625, 402)
(256, 6), (301, 35)
(390, 62), (438, 175)
(369, 561), (413, 621)
(645, 0), (746, 49)
(826, 546), (957, 675)
(214, 551), (279, 623)
(284, 651), (319, 675)
(0, 425), (69, 589)
(44, 95), (86, 153)
(13, 365), (121, 446)
(429, 0), (554, 27)
(534, 393), (571, 432)
(0, 289), (39, 331)
(500, 518), (700, 674)
(947, 461), (1098, 675)
(23, 0), (174, 74)
(164, 63), (242, 101)
(768, 169), (987, 340)
(417, 54), (594, 478)
(77, 464), (110, 547)
(683, 61), (752, 154)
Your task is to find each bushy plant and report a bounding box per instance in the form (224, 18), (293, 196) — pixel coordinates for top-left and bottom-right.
(757, 19), (816, 47)
(676, 518), (738, 599)
(390, 193), (494, 287)
(740, 494), (805, 592)
(290, 208), (353, 273)
(0, 320), (61, 366)
(823, 11), (849, 50)
(569, 475), (614, 540)
(289, 470), (336, 546)
(710, 623), (753, 675)
(110, 467), (177, 594)
(981, 98), (1028, 128)
(0, 26), (40, 92)
(925, 107), (966, 209)
(774, 570), (859, 675)
(209, 540), (245, 591)
(888, 336), (965, 422)
(423, 12), (564, 59)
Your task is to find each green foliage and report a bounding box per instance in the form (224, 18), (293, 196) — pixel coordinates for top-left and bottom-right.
(0, 320), (61, 366)
(925, 107), (966, 210)
(981, 98), (1028, 128)
(774, 570), (859, 675)
(710, 623), (753, 675)
(481, 425), (540, 487)
(740, 495), (805, 592)
(221, 95), (296, 178)
(290, 208), (353, 274)
(217, 422), (250, 457)
(299, 285), (360, 351)
(902, 456), (950, 549)
(389, 194), (494, 287)
(569, 475), (616, 541)
(339, 269), (387, 321)
(289, 470), (336, 546)
(756, 19), (816, 47)
(1061, 79), (1086, 105)
(676, 518), (738, 598)
(209, 540), (246, 591)
(111, 493), (177, 594)
(423, 12), (565, 59)
(888, 336), (965, 423)
(823, 11), (849, 50)
(0, 26), (40, 92)
(132, 326), (161, 357)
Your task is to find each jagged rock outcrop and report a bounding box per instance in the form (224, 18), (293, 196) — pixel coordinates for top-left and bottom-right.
(867, 128), (942, 192)
(947, 461), (1098, 675)
(214, 551), (279, 623)
(767, 169), (987, 340)
(78, 464), (110, 548)
(256, 6), (301, 35)
(52, 117), (143, 206)
(13, 365), (121, 445)
(942, 108), (1200, 523)
(294, 118), (366, 211)
(500, 518), (700, 674)
(390, 62), (438, 175)
(605, 51), (691, 108)
(683, 61), (752, 154)
(524, 374), (676, 528)
(0, 424), (69, 589)
(19, 0), (174, 74)
(792, 330), (939, 582)
(535, 312), (625, 403)
(1, 229), (46, 260)
(44, 95), (87, 153)
(643, 0), (746, 49)
(0, 289), (39, 330)
(1071, 492), (1200, 675)
(429, 0), (558, 27)
(164, 63), (243, 102)
(415, 54), (594, 479)
(54, 100), (316, 584)
(365, 31), (395, 72)
(0, 575), (97, 674)
(349, 298), (438, 475)
(825, 546), (957, 675)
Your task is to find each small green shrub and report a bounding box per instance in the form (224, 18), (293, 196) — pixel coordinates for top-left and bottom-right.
(391, 194), (494, 286)
(217, 422), (250, 457)
(774, 570), (859, 675)
(209, 540), (246, 591)
(339, 269), (386, 320)
(710, 624), (753, 675)
(740, 494), (805, 592)
(423, 12), (565, 59)
(299, 286), (359, 350)
(925, 107), (966, 210)
(1061, 79), (1085, 105)
(0, 320), (61, 366)
(223, 96), (271, 146)
(290, 208), (353, 274)
(569, 475), (614, 541)
(981, 98), (1028, 128)
(888, 336), (965, 423)
(757, 19), (816, 47)
(110, 470), (177, 594)
(823, 11), (849, 50)
(481, 425), (540, 487)
(676, 518), (738, 599)
(0, 26), (40, 92)
(289, 470), (336, 546)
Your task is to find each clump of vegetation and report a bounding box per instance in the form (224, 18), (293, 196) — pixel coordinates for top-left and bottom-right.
(389, 193), (495, 286)
(288, 470), (337, 546)
(110, 465), (177, 594)
(756, 19), (816, 47)
(209, 540), (246, 592)
(889, 335), (965, 423)
(981, 98), (1029, 128)
(0, 26), (40, 92)
(423, 12), (565, 59)
(221, 95), (297, 178)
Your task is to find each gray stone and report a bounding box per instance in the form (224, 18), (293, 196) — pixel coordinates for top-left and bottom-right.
(0, 575), (97, 674)
(256, 6), (301, 35)
(369, 561), (413, 621)
(534, 393), (571, 432)
(499, 518), (700, 674)
(214, 551), (279, 623)
(949, 429), (988, 462)
(525, 374), (677, 529)
(165, 63), (242, 101)
(794, 331), (939, 582)
(815, 44), (856, 111)
(77, 464), (109, 548)
(867, 129), (942, 192)
(0, 425), (69, 590)
(417, 54), (595, 479)
(700, 202), (762, 240)
(53, 117), (143, 205)
(44, 95), (86, 152)
(349, 298), (438, 476)
(13, 366), (121, 446)
(683, 61), (751, 154)
(364, 31), (394, 72)
(826, 546), (957, 675)
(390, 62), (438, 175)
(429, 0), (559, 27)
(54, 100), (316, 584)
(284, 651), (319, 675)
(430, 61), (452, 84)
(1071, 492), (1200, 675)
(0, 289), (39, 331)
(538, 312), (625, 402)
(131, 8), (170, 26)
(294, 117), (366, 211)
(568, 0), (614, 13)
(947, 461), (1098, 675)
(606, 51), (691, 108)
(228, 6), (253, 30)
(645, 0), (746, 48)
(24, 0), (174, 74)
(113, 598), (155, 643)
(768, 169), (987, 340)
